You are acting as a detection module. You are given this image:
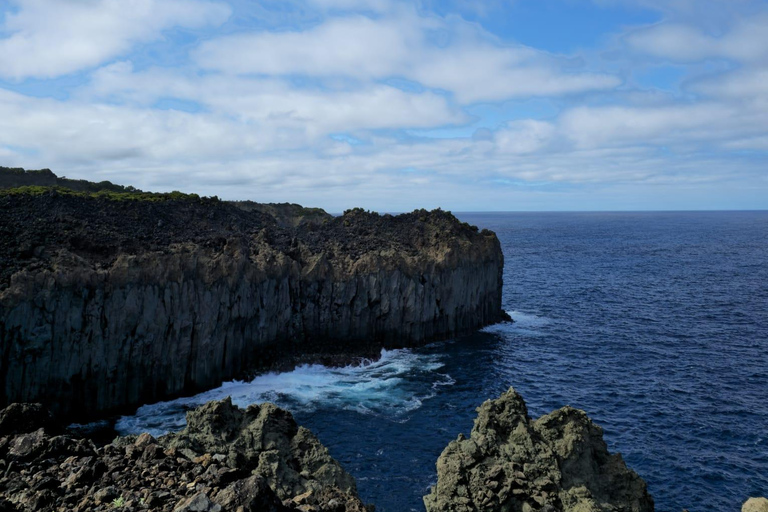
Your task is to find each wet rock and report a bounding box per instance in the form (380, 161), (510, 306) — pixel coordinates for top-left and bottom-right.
(743, 497), (768, 512)
(424, 388), (654, 512)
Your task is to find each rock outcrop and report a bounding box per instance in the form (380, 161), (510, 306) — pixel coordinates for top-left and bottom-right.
(424, 388), (654, 512)
(0, 168), (507, 419)
(743, 498), (768, 512)
(0, 399), (370, 511)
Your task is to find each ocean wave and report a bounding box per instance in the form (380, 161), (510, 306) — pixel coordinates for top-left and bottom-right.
(116, 347), (453, 436)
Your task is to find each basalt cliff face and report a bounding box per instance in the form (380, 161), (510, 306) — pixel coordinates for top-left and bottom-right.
(0, 169), (506, 419)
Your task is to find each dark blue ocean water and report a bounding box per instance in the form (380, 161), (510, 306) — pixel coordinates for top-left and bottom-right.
(118, 211), (768, 512)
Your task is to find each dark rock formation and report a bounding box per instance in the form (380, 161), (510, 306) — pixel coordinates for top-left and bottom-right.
(0, 168), (507, 419)
(0, 399), (370, 511)
(231, 201), (332, 228)
(424, 388), (654, 512)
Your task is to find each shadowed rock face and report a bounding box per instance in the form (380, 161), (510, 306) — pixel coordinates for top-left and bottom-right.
(423, 388), (654, 512)
(0, 399), (369, 512)
(0, 169), (506, 420)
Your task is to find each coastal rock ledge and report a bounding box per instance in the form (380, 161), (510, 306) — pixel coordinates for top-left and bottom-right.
(0, 398), (370, 512)
(0, 168), (507, 419)
(424, 388), (654, 512)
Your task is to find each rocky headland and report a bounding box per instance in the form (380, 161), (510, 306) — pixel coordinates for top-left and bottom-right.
(0, 167), (507, 420)
(423, 388), (655, 512)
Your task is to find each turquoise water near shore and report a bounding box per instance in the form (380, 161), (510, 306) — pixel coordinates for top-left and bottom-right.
(119, 211), (768, 511)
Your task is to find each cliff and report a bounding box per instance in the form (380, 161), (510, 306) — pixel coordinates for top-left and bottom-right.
(0, 168), (507, 420)
(0, 399), (370, 511)
(424, 388), (654, 512)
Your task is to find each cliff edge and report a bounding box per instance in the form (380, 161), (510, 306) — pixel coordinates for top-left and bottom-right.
(0, 167), (507, 419)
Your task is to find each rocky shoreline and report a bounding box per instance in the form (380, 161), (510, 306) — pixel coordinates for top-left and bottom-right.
(0, 168), (507, 420)
(0, 390), (653, 512)
(0, 399), (369, 512)
(2, 389), (765, 511)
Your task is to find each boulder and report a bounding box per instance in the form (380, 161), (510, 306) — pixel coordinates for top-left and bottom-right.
(162, 397), (359, 504)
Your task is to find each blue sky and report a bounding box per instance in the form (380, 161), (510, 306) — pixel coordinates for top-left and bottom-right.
(0, 0), (766, 211)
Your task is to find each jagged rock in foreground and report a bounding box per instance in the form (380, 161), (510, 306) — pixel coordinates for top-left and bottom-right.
(743, 497), (768, 512)
(424, 388), (654, 512)
(0, 167), (507, 419)
(0, 399), (369, 512)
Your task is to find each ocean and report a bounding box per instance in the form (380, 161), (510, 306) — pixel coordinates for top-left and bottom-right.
(116, 211), (768, 512)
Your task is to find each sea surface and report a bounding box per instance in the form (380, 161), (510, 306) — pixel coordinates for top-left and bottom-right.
(117, 211), (768, 512)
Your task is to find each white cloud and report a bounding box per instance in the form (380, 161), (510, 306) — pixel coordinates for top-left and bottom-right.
(195, 16), (416, 79)
(85, 62), (467, 135)
(305, 0), (392, 12)
(558, 100), (768, 153)
(693, 67), (768, 103)
(1, 0), (765, 211)
(195, 11), (620, 103)
(494, 120), (555, 154)
(0, 0), (231, 79)
(626, 14), (768, 63)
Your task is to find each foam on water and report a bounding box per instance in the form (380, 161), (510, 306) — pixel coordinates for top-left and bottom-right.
(482, 310), (552, 336)
(116, 347), (453, 437)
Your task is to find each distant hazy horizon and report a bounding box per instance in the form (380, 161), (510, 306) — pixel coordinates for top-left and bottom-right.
(1, 0), (767, 212)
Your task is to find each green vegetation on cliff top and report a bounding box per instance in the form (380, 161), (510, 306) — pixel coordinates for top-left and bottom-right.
(0, 167), (216, 202)
(0, 185), (211, 203)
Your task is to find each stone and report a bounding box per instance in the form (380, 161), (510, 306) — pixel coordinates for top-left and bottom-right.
(0, 400), (366, 511)
(93, 486), (119, 504)
(424, 387), (654, 512)
(162, 398), (362, 508)
(743, 497), (768, 512)
(213, 475), (290, 511)
(173, 492), (221, 512)
(7, 428), (46, 459)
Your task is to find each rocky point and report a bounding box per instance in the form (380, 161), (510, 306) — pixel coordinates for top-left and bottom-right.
(423, 388), (654, 512)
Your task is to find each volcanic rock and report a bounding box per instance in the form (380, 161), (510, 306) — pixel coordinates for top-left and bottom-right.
(424, 388), (654, 512)
(0, 167), (507, 420)
(0, 399), (369, 512)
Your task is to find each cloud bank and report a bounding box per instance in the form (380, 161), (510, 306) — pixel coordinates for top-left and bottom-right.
(0, 0), (766, 211)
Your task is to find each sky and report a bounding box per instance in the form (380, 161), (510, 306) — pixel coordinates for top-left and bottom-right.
(0, 0), (767, 212)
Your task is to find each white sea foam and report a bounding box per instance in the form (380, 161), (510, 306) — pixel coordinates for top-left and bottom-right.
(481, 310), (552, 336)
(506, 310), (552, 327)
(115, 347), (452, 436)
